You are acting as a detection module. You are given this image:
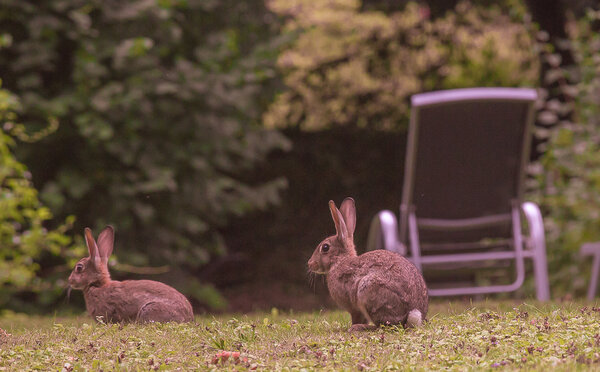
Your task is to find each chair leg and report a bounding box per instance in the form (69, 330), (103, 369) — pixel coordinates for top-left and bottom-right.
(522, 202), (550, 301)
(533, 246), (550, 301)
(588, 254), (600, 301)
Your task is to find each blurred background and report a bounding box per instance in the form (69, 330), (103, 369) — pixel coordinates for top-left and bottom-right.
(0, 0), (599, 314)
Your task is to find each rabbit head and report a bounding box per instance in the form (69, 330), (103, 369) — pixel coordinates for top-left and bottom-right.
(308, 198), (358, 274)
(68, 226), (114, 290)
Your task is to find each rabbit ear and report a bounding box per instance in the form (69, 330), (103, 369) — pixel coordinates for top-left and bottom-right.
(329, 200), (348, 241)
(339, 197), (356, 239)
(97, 226), (114, 263)
(84, 228), (100, 262)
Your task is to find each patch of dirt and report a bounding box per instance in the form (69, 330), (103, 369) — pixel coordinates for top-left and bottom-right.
(209, 128), (405, 312)
(221, 281), (333, 313)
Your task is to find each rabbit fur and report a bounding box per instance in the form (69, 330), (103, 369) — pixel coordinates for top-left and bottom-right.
(68, 226), (193, 323)
(308, 198), (428, 331)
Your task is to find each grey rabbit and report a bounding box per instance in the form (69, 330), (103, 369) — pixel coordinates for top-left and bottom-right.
(68, 226), (194, 323)
(308, 197), (428, 331)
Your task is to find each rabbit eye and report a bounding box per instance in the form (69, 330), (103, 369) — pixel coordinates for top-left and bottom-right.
(321, 243), (330, 253)
(75, 264), (84, 273)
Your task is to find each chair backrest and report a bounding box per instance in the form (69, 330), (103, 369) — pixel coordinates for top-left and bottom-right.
(400, 88), (537, 243)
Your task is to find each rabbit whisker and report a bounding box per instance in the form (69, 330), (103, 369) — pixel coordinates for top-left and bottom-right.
(307, 268), (321, 292)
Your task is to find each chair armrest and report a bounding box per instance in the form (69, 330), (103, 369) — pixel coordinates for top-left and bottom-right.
(522, 201), (545, 251)
(366, 210), (406, 255)
(581, 242), (600, 257)
(522, 201), (551, 301)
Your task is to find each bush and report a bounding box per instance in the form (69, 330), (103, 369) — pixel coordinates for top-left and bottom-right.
(532, 9), (600, 295)
(0, 0), (290, 308)
(0, 82), (80, 312)
(265, 0), (538, 131)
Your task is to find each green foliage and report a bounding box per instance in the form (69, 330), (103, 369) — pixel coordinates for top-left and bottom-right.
(0, 82), (81, 312)
(532, 10), (600, 295)
(0, 0), (290, 306)
(265, 0), (538, 130)
(2, 302), (600, 370)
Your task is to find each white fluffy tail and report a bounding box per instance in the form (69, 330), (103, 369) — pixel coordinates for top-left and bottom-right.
(406, 309), (423, 328)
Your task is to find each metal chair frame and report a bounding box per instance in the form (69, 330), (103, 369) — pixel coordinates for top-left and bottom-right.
(367, 88), (550, 301)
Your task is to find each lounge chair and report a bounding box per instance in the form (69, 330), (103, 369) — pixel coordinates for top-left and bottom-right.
(367, 88), (550, 301)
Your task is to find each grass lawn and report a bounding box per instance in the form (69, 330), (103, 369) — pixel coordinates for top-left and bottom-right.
(1, 301), (600, 371)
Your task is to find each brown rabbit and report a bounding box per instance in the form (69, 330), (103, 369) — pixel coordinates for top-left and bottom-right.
(308, 198), (428, 332)
(68, 226), (194, 323)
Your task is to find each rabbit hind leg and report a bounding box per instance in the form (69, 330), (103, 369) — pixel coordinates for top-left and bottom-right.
(349, 323), (377, 332)
(137, 301), (182, 323)
(348, 291), (376, 332)
(351, 310), (368, 325)
(348, 303), (377, 332)
(357, 277), (407, 327)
